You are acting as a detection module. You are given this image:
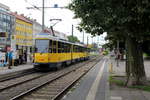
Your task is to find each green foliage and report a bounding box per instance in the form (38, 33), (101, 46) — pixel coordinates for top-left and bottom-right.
(129, 85), (150, 92)
(69, 0), (150, 41)
(67, 35), (80, 43)
(102, 51), (109, 55)
(109, 76), (125, 86)
(110, 76), (150, 92)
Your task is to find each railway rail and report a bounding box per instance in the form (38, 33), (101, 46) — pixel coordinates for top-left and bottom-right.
(0, 56), (101, 100)
(0, 68), (35, 82)
(0, 72), (51, 92)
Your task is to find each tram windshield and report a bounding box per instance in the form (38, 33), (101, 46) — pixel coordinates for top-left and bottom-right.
(35, 40), (49, 53)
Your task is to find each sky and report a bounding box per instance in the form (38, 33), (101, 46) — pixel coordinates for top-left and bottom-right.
(0, 0), (106, 45)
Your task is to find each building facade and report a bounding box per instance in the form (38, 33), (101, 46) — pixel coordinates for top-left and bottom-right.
(32, 19), (42, 45)
(11, 12), (33, 63)
(0, 3), (15, 50)
(32, 19), (42, 35)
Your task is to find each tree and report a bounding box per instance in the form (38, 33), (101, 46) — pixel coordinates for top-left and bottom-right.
(67, 35), (80, 43)
(69, 0), (150, 85)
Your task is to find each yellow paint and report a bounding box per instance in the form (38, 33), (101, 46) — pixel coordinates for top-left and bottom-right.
(34, 53), (49, 63)
(34, 52), (88, 64)
(15, 18), (33, 46)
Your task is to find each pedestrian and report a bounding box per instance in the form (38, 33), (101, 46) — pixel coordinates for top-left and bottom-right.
(8, 51), (13, 69)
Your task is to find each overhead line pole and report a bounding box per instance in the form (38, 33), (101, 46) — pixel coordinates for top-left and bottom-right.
(72, 24), (74, 37)
(117, 40), (119, 67)
(87, 36), (89, 45)
(42, 0), (45, 32)
(83, 31), (84, 44)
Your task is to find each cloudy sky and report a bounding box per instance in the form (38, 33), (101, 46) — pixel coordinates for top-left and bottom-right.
(0, 0), (106, 45)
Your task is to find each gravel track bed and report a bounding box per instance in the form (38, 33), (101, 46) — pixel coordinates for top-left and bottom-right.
(0, 69), (35, 82)
(0, 72), (49, 91)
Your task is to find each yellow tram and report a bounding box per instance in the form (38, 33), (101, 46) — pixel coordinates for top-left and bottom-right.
(33, 33), (89, 70)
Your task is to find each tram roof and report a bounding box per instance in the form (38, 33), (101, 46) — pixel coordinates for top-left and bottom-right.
(34, 33), (87, 48)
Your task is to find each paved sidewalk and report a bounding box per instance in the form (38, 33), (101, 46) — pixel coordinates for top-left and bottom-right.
(0, 63), (33, 75)
(62, 57), (109, 100)
(110, 59), (150, 79)
(109, 58), (150, 100)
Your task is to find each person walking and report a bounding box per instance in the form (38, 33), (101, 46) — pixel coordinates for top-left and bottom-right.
(7, 51), (13, 69)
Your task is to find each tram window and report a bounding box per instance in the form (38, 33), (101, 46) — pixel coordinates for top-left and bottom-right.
(78, 46), (80, 52)
(53, 49), (56, 53)
(49, 40), (52, 53)
(79, 47), (81, 52)
(64, 43), (68, 53)
(63, 43), (65, 53)
(53, 41), (57, 53)
(66, 43), (70, 52)
(75, 46), (78, 52)
(58, 42), (61, 53)
(80, 47), (82, 52)
(35, 40), (49, 53)
(64, 43), (67, 53)
(58, 49), (61, 53)
(49, 40), (52, 48)
(76, 46), (78, 52)
(82, 47), (84, 52)
(76, 46), (79, 52)
(75, 46), (77, 52)
(68, 44), (71, 52)
(73, 45), (75, 52)
(61, 42), (64, 53)
(82, 48), (84, 52)
(65, 43), (67, 53)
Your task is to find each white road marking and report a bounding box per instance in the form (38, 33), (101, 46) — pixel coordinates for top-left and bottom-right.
(110, 96), (122, 100)
(86, 60), (106, 100)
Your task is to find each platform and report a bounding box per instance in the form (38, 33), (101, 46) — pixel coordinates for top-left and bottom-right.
(62, 57), (109, 100)
(0, 64), (33, 75)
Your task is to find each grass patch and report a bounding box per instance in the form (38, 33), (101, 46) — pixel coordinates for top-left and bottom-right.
(128, 85), (150, 92)
(109, 76), (150, 92)
(109, 76), (125, 86)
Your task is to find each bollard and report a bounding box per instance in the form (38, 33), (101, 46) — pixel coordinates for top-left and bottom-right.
(109, 62), (113, 73)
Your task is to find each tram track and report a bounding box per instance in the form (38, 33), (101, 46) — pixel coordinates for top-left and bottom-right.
(0, 68), (35, 82)
(0, 71), (51, 92)
(12, 57), (102, 100)
(0, 56), (101, 100)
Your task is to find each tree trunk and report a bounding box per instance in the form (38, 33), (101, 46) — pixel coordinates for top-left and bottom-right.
(125, 37), (146, 86)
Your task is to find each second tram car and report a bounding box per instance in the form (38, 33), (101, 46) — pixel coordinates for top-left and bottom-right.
(33, 33), (89, 71)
